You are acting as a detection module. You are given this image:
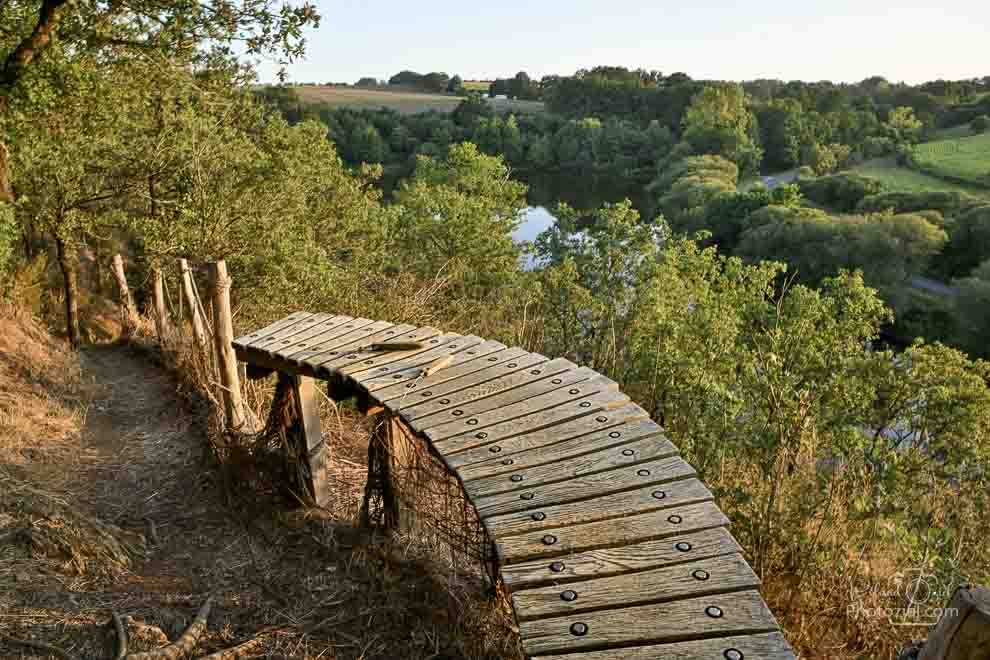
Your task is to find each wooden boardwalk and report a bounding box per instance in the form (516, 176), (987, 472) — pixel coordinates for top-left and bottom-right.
(233, 312), (796, 659)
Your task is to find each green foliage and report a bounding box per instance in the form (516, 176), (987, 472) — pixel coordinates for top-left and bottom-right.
(939, 203), (990, 279)
(0, 203), (15, 279)
(856, 189), (981, 215)
(798, 172), (885, 212)
(953, 259), (990, 358)
(909, 132), (990, 187)
(654, 155), (739, 233)
(971, 115), (990, 134)
(680, 84), (763, 175)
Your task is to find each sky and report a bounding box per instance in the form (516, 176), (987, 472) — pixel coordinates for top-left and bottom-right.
(254, 0), (989, 86)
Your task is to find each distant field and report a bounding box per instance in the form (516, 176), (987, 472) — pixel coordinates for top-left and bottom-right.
(910, 132), (990, 187)
(930, 124), (974, 141)
(293, 85), (543, 115)
(850, 158), (990, 198)
(463, 80), (491, 92)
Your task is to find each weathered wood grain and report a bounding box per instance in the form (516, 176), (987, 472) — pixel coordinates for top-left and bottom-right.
(462, 422), (674, 497)
(276, 315), (362, 358)
(435, 389), (631, 458)
(317, 327), (443, 373)
(393, 349), (547, 413)
(411, 361), (590, 431)
(289, 320), (397, 365)
(249, 313), (332, 355)
(530, 632), (795, 660)
(518, 590), (780, 655)
(475, 456), (698, 520)
(233, 346), (320, 379)
(350, 336), (484, 389)
(233, 312), (312, 348)
(452, 404), (652, 478)
(279, 317), (375, 360)
(512, 553), (759, 620)
(290, 375), (328, 505)
(483, 478), (711, 537)
(337, 329), (454, 376)
(372, 340), (511, 401)
(500, 527), (741, 591)
(497, 500), (727, 564)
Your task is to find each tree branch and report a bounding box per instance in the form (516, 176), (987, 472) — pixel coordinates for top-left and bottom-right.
(1, 0), (71, 89)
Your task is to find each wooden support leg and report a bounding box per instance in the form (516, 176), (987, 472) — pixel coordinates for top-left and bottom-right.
(289, 375), (329, 506)
(359, 408), (409, 531)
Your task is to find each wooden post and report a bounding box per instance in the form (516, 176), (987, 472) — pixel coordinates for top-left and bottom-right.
(919, 584), (990, 660)
(151, 266), (170, 342)
(110, 254), (138, 337)
(290, 375), (328, 505)
(178, 258), (207, 347)
(208, 260), (249, 433)
(359, 407), (409, 530)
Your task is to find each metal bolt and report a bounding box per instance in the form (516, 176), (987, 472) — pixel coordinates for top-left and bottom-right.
(549, 561), (565, 573)
(668, 514), (683, 524)
(502, 459), (514, 465)
(579, 402), (591, 408)
(622, 449), (635, 457)
(693, 569), (710, 581)
(724, 650), (744, 660)
(638, 469), (651, 476)
(676, 541), (692, 552)
(511, 474), (524, 482)
(405, 384), (415, 388)
(653, 490), (666, 500)
(467, 418), (478, 425)
(507, 362), (518, 368)
(569, 622), (588, 636)
(531, 511), (546, 521)
(520, 492), (534, 501)
(392, 374), (402, 379)
(542, 534), (557, 545)
(569, 388), (580, 395)
(705, 606), (723, 618)
(552, 379), (563, 384)
(560, 590), (578, 602)
(596, 416), (608, 422)
(452, 410), (464, 416)
(438, 398), (449, 404)
(530, 370), (541, 375)
(609, 431), (621, 438)
(488, 357), (498, 361)
(422, 391), (433, 397)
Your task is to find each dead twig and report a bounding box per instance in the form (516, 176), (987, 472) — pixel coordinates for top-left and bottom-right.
(112, 610), (129, 660)
(125, 595), (212, 660)
(196, 636), (263, 660)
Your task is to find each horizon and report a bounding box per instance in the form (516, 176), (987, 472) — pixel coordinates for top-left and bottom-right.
(254, 0), (989, 86)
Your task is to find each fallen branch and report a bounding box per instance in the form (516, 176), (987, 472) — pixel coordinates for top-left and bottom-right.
(112, 610), (129, 660)
(197, 636), (263, 660)
(125, 595), (212, 660)
(422, 355), (453, 377)
(368, 342), (424, 351)
(0, 633), (73, 660)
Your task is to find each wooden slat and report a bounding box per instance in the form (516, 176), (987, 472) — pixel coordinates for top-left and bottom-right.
(338, 328), (452, 375)
(351, 335), (485, 388)
(512, 553), (759, 620)
(475, 455), (697, 520)
(393, 348), (546, 413)
(372, 340), (511, 400)
(451, 404), (651, 477)
(497, 501), (728, 565)
(463, 421), (674, 497)
(411, 361), (589, 431)
(280, 317), (376, 361)
(483, 478), (711, 538)
(278, 315), (366, 358)
(435, 388), (631, 458)
(316, 326), (441, 373)
(518, 590), (780, 656)
(249, 313), (330, 355)
(500, 527), (742, 592)
(530, 632), (795, 660)
(288, 319), (394, 365)
(233, 345), (320, 379)
(233, 312), (313, 348)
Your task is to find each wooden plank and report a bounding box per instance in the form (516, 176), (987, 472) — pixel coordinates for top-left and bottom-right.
(496, 500), (728, 565)
(475, 455), (697, 520)
(500, 527), (742, 592)
(290, 375), (328, 505)
(350, 335), (485, 388)
(287, 319), (395, 365)
(276, 314), (359, 358)
(434, 388), (631, 458)
(483, 478), (711, 538)
(249, 313), (331, 355)
(280, 317), (376, 361)
(392, 348), (545, 413)
(530, 632), (795, 660)
(512, 553), (759, 620)
(408, 359), (586, 430)
(518, 590), (780, 656)
(233, 312), (313, 349)
(233, 345), (320, 379)
(463, 420), (674, 497)
(451, 404), (651, 477)
(313, 325), (433, 372)
(336, 328), (451, 375)
(371, 340), (510, 400)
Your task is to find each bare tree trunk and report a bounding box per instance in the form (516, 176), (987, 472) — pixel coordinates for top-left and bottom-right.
(178, 258), (207, 347)
(54, 236), (80, 349)
(208, 260), (250, 432)
(92, 240), (103, 295)
(110, 253), (138, 338)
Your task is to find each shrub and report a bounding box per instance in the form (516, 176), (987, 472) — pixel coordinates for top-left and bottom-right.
(798, 172), (884, 212)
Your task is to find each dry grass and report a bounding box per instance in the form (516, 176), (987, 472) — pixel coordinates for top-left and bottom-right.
(294, 86), (544, 115)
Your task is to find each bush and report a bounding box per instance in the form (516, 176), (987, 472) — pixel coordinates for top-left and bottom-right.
(857, 190), (981, 215)
(971, 115), (990, 134)
(798, 172), (884, 212)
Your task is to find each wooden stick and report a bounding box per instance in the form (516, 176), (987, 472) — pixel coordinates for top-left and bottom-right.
(208, 261), (250, 433)
(368, 342), (425, 351)
(125, 596), (213, 660)
(179, 258), (207, 347)
(422, 355), (454, 377)
(110, 253), (138, 338)
(111, 610), (128, 660)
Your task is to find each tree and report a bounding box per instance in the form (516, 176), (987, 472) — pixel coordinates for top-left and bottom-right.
(971, 115), (990, 134)
(885, 106), (924, 144)
(447, 75), (464, 94)
(680, 83), (763, 175)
